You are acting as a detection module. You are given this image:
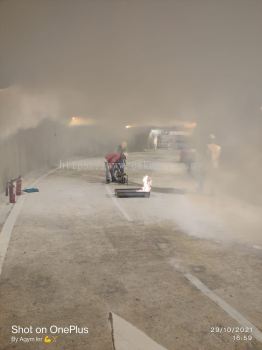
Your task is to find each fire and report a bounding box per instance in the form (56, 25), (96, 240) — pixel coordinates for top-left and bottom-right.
(138, 175), (152, 192)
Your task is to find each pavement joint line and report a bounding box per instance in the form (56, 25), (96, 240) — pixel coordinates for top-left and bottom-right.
(168, 258), (262, 343)
(0, 167), (58, 278)
(184, 272), (262, 343)
(105, 186), (133, 222)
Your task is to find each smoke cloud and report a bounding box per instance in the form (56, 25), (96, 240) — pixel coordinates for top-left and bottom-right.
(0, 0), (261, 135)
(0, 86), (60, 139)
(0, 0), (262, 200)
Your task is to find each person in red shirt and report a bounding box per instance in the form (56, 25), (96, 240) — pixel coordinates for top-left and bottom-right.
(105, 152), (126, 182)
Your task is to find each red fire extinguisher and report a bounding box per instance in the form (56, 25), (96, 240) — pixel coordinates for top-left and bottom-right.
(16, 176), (22, 196)
(9, 180), (16, 204)
(5, 182), (9, 196)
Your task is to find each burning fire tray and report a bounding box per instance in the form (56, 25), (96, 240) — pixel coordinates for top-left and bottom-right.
(115, 188), (150, 198)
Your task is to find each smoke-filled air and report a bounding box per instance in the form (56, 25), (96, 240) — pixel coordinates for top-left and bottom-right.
(0, 1), (262, 349)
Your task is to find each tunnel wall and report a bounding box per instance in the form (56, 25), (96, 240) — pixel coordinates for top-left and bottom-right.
(0, 119), (119, 192)
(0, 120), (62, 191)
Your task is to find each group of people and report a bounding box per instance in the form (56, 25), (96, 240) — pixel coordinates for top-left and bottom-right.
(104, 136), (222, 194)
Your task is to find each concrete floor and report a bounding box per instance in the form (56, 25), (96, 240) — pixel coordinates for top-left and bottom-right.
(0, 151), (261, 349)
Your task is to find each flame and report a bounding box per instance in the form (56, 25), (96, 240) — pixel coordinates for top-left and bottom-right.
(138, 175), (152, 192)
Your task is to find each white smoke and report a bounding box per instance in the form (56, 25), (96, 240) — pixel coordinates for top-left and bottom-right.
(0, 85), (60, 139)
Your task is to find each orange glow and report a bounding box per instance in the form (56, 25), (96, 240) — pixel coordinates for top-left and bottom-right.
(184, 122), (197, 129)
(69, 116), (95, 126)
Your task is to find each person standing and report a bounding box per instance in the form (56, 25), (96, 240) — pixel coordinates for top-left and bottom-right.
(206, 134), (222, 194)
(207, 134), (221, 169)
(153, 135), (158, 151)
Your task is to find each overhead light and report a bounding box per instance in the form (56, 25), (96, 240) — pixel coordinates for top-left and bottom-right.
(69, 116), (95, 126)
(184, 122), (197, 128)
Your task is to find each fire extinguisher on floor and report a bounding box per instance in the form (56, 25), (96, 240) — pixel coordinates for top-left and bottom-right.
(16, 176), (22, 196)
(9, 180), (16, 204)
(5, 182), (9, 196)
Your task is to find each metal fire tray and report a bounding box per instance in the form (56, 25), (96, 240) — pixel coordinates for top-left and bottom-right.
(115, 188), (150, 198)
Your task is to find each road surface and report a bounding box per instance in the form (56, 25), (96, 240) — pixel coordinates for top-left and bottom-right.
(0, 151), (261, 349)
